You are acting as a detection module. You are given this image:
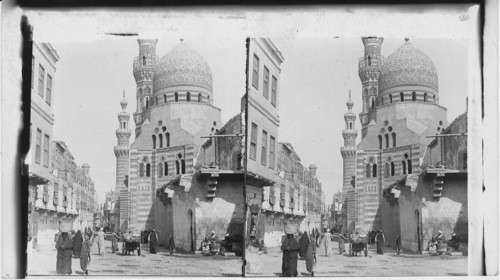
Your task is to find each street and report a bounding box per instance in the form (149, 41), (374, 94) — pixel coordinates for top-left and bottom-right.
(27, 240), (243, 277)
(252, 242), (467, 277)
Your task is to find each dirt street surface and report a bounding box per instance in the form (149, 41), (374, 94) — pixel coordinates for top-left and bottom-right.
(255, 242), (467, 277)
(27, 240), (243, 277)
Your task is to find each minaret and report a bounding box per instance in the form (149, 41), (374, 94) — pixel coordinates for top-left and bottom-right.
(358, 37), (383, 139)
(114, 90), (131, 194)
(341, 91), (358, 193)
(133, 39), (158, 138)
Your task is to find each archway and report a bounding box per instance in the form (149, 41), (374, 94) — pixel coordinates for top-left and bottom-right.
(188, 209), (195, 252)
(414, 209), (421, 252)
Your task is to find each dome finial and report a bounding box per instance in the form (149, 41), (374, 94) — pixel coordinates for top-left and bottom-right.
(123, 89), (125, 98)
(349, 89), (351, 99)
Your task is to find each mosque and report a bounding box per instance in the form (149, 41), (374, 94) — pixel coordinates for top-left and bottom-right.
(341, 37), (468, 252)
(114, 39), (244, 251)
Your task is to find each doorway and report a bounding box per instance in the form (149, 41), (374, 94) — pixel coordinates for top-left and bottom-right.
(414, 209), (421, 252)
(188, 209), (194, 252)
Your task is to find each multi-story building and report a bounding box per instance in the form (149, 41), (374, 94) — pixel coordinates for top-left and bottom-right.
(27, 42), (60, 247)
(340, 37), (467, 252)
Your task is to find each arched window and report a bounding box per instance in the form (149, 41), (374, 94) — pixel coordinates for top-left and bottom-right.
(389, 94), (393, 104)
(400, 92), (404, 102)
(378, 135), (383, 149)
(152, 135), (156, 149)
(407, 159), (412, 174)
(158, 163), (163, 177)
(175, 161), (180, 175)
(159, 134), (163, 148)
(122, 122), (126, 129)
(146, 163), (151, 177)
(365, 164), (371, 178)
(373, 164), (377, 177)
(390, 162), (395, 176)
(164, 94), (167, 103)
(412, 92), (416, 101)
(164, 162), (169, 176)
(174, 92), (178, 102)
(424, 93), (428, 102)
(385, 163), (390, 178)
(142, 55), (146, 66)
(186, 92), (191, 102)
(392, 133), (396, 147)
(368, 56), (371, 66)
(207, 96), (210, 104)
(145, 97), (149, 109)
(349, 122), (352, 129)
(198, 93), (202, 103)
(181, 159), (186, 174)
(166, 133), (170, 147)
(385, 134), (389, 148)
(371, 97), (375, 110)
(402, 161), (407, 175)
(139, 163), (144, 177)
(433, 95), (436, 103)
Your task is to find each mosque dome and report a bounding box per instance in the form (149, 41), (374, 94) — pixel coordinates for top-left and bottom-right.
(153, 41), (213, 93)
(378, 40), (438, 95)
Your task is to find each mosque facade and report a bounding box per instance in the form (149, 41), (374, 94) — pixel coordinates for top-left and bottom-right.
(114, 39), (222, 234)
(341, 37), (467, 252)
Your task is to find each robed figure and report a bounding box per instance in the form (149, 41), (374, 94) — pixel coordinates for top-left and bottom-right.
(305, 232), (317, 276)
(56, 232), (73, 275)
(298, 231), (310, 260)
(149, 229), (158, 254)
(80, 234), (92, 275)
(111, 232), (120, 253)
(72, 230), (83, 258)
(281, 234), (300, 277)
(375, 229), (386, 255)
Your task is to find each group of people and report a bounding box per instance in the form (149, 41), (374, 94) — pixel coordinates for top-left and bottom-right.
(281, 226), (323, 277)
(427, 230), (460, 253)
(55, 226), (100, 275)
(201, 230), (220, 255)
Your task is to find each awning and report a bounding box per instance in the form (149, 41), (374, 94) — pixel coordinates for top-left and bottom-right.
(29, 172), (50, 185)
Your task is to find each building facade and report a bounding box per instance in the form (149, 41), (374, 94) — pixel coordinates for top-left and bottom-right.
(341, 37), (467, 253)
(114, 39), (222, 232)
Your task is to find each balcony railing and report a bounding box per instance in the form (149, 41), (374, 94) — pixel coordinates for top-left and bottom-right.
(280, 199), (286, 208)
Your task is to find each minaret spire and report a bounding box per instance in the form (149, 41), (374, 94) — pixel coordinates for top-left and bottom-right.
(341, 91), (358, 193)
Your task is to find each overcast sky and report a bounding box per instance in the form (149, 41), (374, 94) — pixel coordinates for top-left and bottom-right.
(51, 37), (467, 205)
(51, 38), (247, 201)
(272, 37), (468, 204)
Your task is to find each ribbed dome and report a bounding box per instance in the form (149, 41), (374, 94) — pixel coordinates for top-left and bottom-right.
(153, 41), (213, 93)
(379, 41), (438, 95)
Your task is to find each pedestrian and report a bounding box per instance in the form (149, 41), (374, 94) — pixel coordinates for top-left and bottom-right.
(169, 235), (176, 254)
(149, 229), (158, 254)
(281, 224), (300, 277)
(324, 228), (332, 256)
(375, 229), (386, 255)
(436, 230), (445, 242)
(396, 235), (402, 255)
(95, 227), (105, 255)
(111, 231), (120, 254)
(72, 230), (84, 258)
(209, 230), (220, 255)
(315, 228), (320, 248)
(55, 232), (73, 275)
(305, 231), (316, 277)
(299, 231), (310, 260)
(338, 233), (346, 255)
(80, 234), (92, 275)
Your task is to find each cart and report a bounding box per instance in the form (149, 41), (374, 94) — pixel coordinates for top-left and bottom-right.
(349, 232), (368, 257)
(122, 229), (142, 256)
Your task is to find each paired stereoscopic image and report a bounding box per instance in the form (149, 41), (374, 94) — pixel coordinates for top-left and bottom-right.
(26, 35), (468, 277)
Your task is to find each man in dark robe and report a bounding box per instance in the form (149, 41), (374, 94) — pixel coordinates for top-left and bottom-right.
(396, 235), (402, 254)
(281, 234), (300, 277)
(298, 231), (310, 260)
(111, 231), (120, 253)
(315, 228), (320, 248)
(338, 233), (346, 255)
(80, 234), (92, 275)
(56, 232), (73, 275)
(72, 230), (83, 258)
(149, 229), (158, 254)
(169, 235), (176, 254)
(305, 232), (316, 276)
(375, 229), (386, 255)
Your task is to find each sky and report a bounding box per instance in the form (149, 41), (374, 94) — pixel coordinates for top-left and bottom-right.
(51, 38), (247, 201)
(272, 37), (468, 204)
(51, 36), (467, 205)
